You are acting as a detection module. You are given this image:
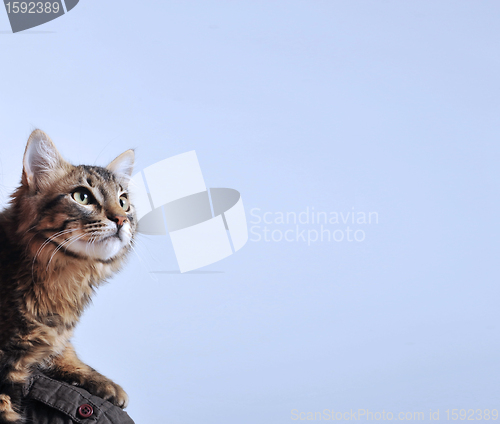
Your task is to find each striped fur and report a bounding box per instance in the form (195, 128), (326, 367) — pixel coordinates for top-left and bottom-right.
(0, 130), (137, 423)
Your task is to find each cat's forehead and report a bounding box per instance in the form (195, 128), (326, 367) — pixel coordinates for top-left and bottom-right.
(73, 165), (124, 191)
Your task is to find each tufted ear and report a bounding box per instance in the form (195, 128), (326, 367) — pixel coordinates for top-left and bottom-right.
(106, 150), (135, 185)
(23, 130), (67, 190)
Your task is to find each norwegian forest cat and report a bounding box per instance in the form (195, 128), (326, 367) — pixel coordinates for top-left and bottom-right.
(0, 130), (137, 422)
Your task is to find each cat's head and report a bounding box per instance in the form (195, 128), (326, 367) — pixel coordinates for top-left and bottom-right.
(16, 129), (137, 264)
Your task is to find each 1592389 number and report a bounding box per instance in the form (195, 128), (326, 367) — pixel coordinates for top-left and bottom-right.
(5, 2), (60, 14)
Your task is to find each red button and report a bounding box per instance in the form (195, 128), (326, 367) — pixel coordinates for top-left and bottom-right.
(78, 404), (94, 418)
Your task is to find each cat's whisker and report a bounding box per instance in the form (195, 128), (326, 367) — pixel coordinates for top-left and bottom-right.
(44, 233), (83, 271)
(45, 233), (87, 271)
(129, 243), (157, 282)
(22, 224), (39, 236)
(23, 225), (47, 255)
(85, 231), (102, 256)
(31, 229), (77, 280)
(25, 232), (40, 256)
(132, 235), (160, 263)
(33, 229), (77, 262)
(33, 229), (77, 266)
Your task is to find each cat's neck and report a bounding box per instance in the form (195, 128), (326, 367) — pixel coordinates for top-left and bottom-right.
(25, 247), (118, 323)
(1, 206), (119, 324)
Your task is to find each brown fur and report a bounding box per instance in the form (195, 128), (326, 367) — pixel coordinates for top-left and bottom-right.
(0, 130), (137, 423)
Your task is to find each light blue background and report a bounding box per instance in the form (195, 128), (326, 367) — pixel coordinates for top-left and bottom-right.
(0, 2), (499, 423)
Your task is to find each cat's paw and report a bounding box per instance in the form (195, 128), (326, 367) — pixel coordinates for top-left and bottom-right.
(0, 394), (22, 423)
(85, 377), (129, 409)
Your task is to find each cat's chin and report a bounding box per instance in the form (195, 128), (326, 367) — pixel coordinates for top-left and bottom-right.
(66, 237), (129, 261)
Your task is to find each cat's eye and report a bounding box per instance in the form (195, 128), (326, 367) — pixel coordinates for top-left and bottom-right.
(119, 195), (130, 211)
(72, 190), (93, 206)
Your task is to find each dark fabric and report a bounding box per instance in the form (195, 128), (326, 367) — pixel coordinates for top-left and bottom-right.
(22, 373), (135, 424)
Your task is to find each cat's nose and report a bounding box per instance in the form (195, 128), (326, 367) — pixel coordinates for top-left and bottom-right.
(110, 215), (127, 228)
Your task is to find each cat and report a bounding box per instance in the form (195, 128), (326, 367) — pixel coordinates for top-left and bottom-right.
(0, 130), (137, 423)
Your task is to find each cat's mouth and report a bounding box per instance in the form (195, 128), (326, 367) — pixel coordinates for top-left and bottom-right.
(93, 233), (122, 243)
(50, 229), (132, 262)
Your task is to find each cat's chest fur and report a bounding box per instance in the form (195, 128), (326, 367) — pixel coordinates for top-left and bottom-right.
(23, 257), (113, 321)
(2, 259), (110, 349)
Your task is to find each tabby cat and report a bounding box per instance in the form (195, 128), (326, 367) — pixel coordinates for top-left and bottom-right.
(0, 130), (137, 423)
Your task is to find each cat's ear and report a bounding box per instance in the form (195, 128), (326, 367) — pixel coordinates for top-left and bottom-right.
(23, 130), (67, 190)
(106, 150), (135, 185)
